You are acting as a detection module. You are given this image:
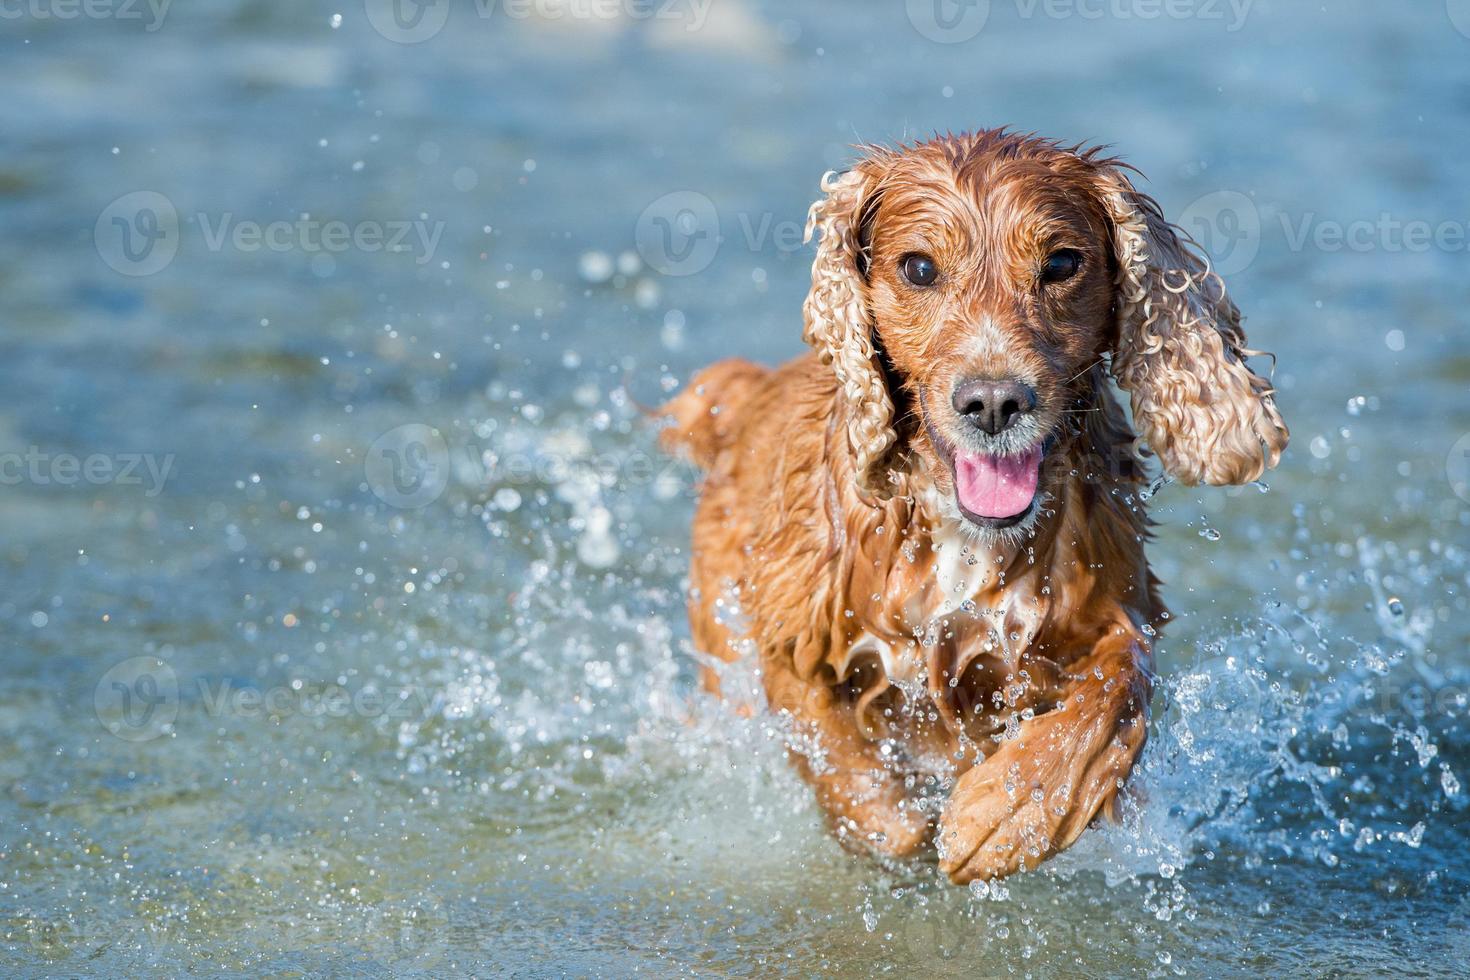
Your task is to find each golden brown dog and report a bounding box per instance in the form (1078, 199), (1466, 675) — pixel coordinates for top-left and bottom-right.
(660, 130), (1287, 882)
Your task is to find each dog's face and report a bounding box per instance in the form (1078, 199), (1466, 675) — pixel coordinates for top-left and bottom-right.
(860, 148), (1118, 531)
(802, 131), (1288, 537)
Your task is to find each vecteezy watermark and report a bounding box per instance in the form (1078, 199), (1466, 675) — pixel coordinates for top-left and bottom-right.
(1178, 190), (1470, 276)
(635, 190), (723, 276)
(365, 423), (451, 509)
(632, 191), (829, 277)
(94, 657), (179, 742)
(906, 0), (1254, 42)
(1448, 432), (1470, 505)
(364, 0), (713, 44)
(1338, 676), (1470, 721)
(1276, 214), (1470, 255)
(363, 423), (702, 509)
(1178, 190), (1261, 275)
(906, 0), (990, 43)
(891, 892), (1103, 972)
(191, 678), (433, 725)
(95, 191), (445, 276)
(364, 0), (452, 42)
(94, 657), (436, 742)
(0, 0), (172, 31)
(11, 912), (162, 961)
(0, 448), (175, 497)
(193, 213), (445, 266)
(95, 191), (180, 278)
(895, 907), (989, 972)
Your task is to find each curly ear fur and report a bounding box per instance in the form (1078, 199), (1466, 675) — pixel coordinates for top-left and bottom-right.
(802, 167), (901, 500)
(1099, 170), (1289, 486)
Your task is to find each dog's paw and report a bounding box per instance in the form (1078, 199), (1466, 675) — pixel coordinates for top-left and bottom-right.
(819, 768), (934, 859)
(935, 705), (1144, 883)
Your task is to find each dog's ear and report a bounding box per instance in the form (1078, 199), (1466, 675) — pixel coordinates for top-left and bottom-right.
(803, 164), (900, 499)
(1093, 166), (1288, 486)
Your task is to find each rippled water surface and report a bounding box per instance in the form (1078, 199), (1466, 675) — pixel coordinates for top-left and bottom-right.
(2, 0), (1469, 975)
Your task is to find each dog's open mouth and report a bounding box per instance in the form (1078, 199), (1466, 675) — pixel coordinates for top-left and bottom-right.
(918, 387), (1051, 530)
(950, 445), (1044, 527)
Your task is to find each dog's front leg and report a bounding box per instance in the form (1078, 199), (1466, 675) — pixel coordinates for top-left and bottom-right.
(763, 655), (933, 859)
(936, 626), (1151, 882)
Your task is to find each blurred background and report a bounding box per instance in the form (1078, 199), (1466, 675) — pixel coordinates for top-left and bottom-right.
(2, 0), (1469, 974)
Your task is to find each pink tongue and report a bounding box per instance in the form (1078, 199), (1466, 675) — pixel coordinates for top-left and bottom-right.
(954, 447), (1042, 519)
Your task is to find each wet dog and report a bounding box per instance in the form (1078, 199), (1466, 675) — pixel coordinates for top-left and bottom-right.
(660, 130), (1287, 881)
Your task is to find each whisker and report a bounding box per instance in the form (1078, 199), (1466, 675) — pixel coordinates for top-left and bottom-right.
(1065, 356), (1105, 385)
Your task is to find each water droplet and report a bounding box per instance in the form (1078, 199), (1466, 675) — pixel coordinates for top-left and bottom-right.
(492, 487), (522, 512)
(577, 250), (613, 284)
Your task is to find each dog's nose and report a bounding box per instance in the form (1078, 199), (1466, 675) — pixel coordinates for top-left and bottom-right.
(951, 378), (1037, 435)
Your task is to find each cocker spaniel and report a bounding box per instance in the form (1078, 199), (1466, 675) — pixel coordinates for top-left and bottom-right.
(659, 130), (1288, 882)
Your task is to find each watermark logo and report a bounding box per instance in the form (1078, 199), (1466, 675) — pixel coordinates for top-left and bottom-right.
(1448, 432), (1470, 505)
(361, 423), (701, 512)
(95, 191), (179, 277)
(95, 192), (445, 277)
(1449, 0), (1470, 39)
(364, 0), (451, 42)
(907, 0), (1253, 40)
(1278, 213), (1470, 256)
(635, 190), (721, 276)
(364, 0), (713, 43)
(1177, 190), (1470, 274)
(1178, 190), (1260, 276)
(193, 213), (444, 265)
(896, 910), (985, 974)
(1018, 0), (1252, 30)
(906, 0), (990, 43)
(94, 656), (179, 742)
(365, 424), (450, 508)
(14, 913), (160, 959)
(0, 448), (174, 496)
(494, 0), (712, 29)
(94, 658), (440, 741)
(0, 0), (173, 31)
(608, 194), (841, 279)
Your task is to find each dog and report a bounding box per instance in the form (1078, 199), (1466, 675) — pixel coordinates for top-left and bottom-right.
(659, 130), (1287, 882)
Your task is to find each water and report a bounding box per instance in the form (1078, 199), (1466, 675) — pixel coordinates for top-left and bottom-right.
(2, 0), (1468, 974)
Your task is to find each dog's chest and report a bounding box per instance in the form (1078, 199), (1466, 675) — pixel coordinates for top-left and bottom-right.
(843, 520), (1042, 688)
(926, 521), (995, 616)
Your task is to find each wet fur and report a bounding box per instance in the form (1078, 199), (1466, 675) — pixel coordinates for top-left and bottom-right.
(660, 130), (1287, 881)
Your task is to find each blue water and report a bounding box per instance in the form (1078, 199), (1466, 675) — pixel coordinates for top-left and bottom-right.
(2, 0), (1468, 974)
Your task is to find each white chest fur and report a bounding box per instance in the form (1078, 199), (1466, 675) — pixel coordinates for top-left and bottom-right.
(839, 518), (1038, 688)
(926, 519), (997, 617)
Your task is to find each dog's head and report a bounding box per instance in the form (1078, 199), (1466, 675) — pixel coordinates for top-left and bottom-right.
(803, 131), (1288, 534)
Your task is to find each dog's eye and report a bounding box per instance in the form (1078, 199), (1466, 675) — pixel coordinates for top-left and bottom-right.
(900, 253), (938, 287)
(1040, 249), (1083, 284)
